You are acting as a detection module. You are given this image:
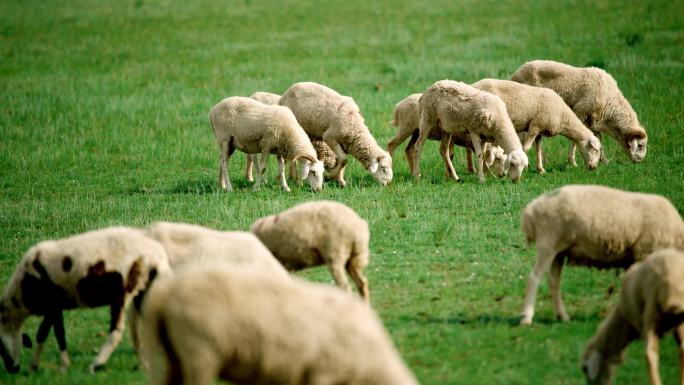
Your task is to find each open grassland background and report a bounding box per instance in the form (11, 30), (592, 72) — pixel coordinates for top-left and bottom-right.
(1, 0), (683, 384)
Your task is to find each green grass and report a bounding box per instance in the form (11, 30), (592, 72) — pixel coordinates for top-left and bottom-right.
(1, 0), (683, 384)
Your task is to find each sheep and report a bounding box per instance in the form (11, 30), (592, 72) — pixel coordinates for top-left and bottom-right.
(279, 81), (393, 187)
(142, 221), (288, 278)
(241, 91), (285, 182)
(209, 96), (325, 192)
(412, 80), (529, 183)
(250, 200), (371, 302)
(581, 248), (684, 385)
(511, 59), (647, 164)
(386, 92), (507, 179)
(520, 185), (684, 326)
(472, 78), (602, 173)
(0, 227), (171, 373)
(142, 263), (419, 385)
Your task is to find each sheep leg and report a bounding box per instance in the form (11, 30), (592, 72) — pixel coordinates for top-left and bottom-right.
(549, 255), (570, 321)
(596, 132), (609, 164)
(52, 310), (70, 371)
(412, 113), (435, 180)
(327, 251), (353, 293)
(276, 156), (291, 192)
(219, 141), (233, 192)
(674, 324), (684, 385)
(346, 251), (370, 303)
(567, 143), (578, 166)
(323, 137), (348, 187)
(404, 131), (419, 176)
(466, 148), (475, 173)
(439, 134), (459, 181)
(387, 126), (413, 159)
(644, 317), (663, 385)
(469, 133), (486, 184)
(534, 136), (546, 174)
(288, 159), (302, 186)
(30, 316), (53, 371)
(252, 150), (269, 191)
(520, 244), (557, 325)
(245, 154), (255, 182)
(90, 299), (129, 373)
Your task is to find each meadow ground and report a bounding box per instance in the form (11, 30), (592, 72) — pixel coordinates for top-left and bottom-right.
(1, 0), (683, 384)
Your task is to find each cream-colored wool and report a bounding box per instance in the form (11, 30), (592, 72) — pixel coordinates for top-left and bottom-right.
(209, 96), (324, 193)
(142, 263), (419, 385)
(520, 185), (684, 325)
(511, 60), (647, 163)
(413, 80), (528, 183)
(582, 249), (684, 385)
(251, 200), (371, 302)
(386, 93), (507, 178)
(279, 82), (393, 187)
(0, 227), (171, 373)
(142, 221), (288, 277)
(472, 78), (602, 173)
(242, 91), (285, 182)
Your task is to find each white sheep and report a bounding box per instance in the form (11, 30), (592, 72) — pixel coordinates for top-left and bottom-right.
(412, 80), (529, 183)
(209, 96), (324, 192)
(279, 81), (393, 187)
(142, 221), (288, 277)
(0, 227), (171, 373)
(241, 91), (285, 182)
(581, 248), (684, 385)
(511, 60), (648, 164)
(520, 185), (684, 325)
(142, 263), (419, 385)
(250, 200), (371, 302)
(472, 78), (602, 173)
(386, 92), (507, 179)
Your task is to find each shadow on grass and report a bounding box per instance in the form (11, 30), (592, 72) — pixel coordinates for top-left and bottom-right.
(391, 312), (603, 327)
(128, 176), (242, 195)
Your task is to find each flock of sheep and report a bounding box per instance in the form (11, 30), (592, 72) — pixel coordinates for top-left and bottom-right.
(0, 59), (681, 385)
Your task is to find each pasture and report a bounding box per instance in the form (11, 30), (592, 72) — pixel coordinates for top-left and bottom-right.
(1, 0), (683, 384)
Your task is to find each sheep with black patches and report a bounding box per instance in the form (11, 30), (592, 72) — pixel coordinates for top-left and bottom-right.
(209, 96), (324, 192)
(279, 81), (393, 187)
(0, 227), (171, 374)
(472, 78), (602, 173)
(386, 92), (507, 179)
(142, 221), (288, 277)
(581, 248), (684, 385)
(251, 201), (371, 302)
(142, 263), (419, 385)
(520, 185), (684, 325)
(511, 59), (647, 164)
(413, 80), (528, 183)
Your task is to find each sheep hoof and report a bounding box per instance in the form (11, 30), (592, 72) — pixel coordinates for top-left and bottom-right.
(537, 168), (546, 174)
(89, 363), (106, 373)
(557, 314), (571, 322)
(282, 186), (291, 193)
(519, 316), (533, 326)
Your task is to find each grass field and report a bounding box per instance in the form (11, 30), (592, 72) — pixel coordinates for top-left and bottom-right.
(1, 0), (683, 384)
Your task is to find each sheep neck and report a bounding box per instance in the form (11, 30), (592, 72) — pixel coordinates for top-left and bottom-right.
(588, 310), (637, 363)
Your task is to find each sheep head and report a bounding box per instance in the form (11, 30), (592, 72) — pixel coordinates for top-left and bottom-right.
(580, 136), (602, 170)
(0, 300), (30, 374)
(627, 131), (647, 163)
(294, 155), (324, 192)
(504, 150), (528, 183)
(581, 349), (618, 385)
(369, 152), (393, 186)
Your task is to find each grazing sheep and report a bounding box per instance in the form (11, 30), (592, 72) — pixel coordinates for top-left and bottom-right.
(472, 78), (602, 173)
(0, 227), (171, 373)
(386, 93), (507, 179)
(242, 91), (284, 182)
(511, 59), (647, 164)
(250, 201), (371, 302)
(142, 263), (419, 385)
(209, 96), (324, 192)
(413, 80), (528, 183)
(520, 185), (684, 325)
(279, 82), (393, 187)
(581, 248), (684, 385)
(142, 221), (288, 277)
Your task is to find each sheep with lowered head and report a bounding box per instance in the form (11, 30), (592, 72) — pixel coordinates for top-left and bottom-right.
(511, 59), (647, 164)
(581, 248), (684, 385)
(386, 92), (507, 179)
(472, 78), (602, 173)
(242, 91), (285, 182)
(279, 81), (393, 187)
(251, 200), (371, 302)
(0, 227), (171, 373)
(412, 80), (528, 183)
(142, 263), (419, 385)
(209, 96), (324, 192)
(520, 185), (684, 325)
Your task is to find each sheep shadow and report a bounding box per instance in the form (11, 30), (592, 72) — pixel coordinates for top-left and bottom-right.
(390, 313), (603, 327)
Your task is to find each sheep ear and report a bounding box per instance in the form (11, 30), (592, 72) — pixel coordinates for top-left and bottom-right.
(629, 138), (638, 153)
(22, 333), (32, 348)
(583, 350), (602, 380)
(300, 160), (311, 180)
(504, 155), (511, 172)
(369, 158), (379, 173)
(590, 137), (601, 150)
